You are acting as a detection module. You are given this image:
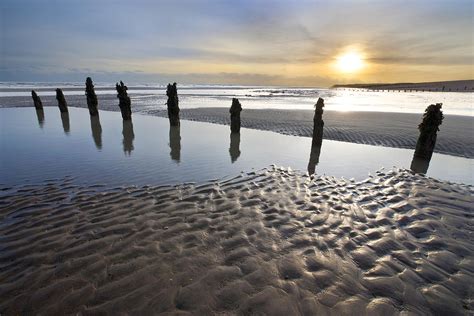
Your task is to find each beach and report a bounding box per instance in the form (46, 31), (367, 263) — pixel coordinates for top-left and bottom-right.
(0, 85), (473, 315)
(1, 167), (473, 314)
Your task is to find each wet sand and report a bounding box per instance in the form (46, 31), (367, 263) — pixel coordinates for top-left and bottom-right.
(1, 167), (473, 314)
(149, 108), (474, 159)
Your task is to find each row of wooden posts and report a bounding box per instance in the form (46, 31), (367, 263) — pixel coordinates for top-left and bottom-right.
(31, 77), (444, 174)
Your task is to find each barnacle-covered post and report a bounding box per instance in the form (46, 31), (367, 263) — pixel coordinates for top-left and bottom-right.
(312, 97), (324, 147)
(229, 98), (242, 133)
(56, 88), (68, 113)
(116, 81), (132, 120)
(31, 90), (43, 110)
(166, 82), (180, 126)
(85, 77), (99, 116)
(413, 103), (444, 160)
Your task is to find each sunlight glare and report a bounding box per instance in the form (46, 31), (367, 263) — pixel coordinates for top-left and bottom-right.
(337, 52), (364, 73)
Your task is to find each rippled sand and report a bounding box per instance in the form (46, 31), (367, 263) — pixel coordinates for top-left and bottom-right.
(1, 167), (473, 315)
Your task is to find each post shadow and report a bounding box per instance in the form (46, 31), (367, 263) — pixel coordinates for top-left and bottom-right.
(307, 144), (322, 175)
(169, 125), (181, 163)
(60, 112), (70, 134)
(90, 115), (102, 150)
(122, 119), (134, 155)
(36, 109), (45, 129)
(229, 132), (241, 163)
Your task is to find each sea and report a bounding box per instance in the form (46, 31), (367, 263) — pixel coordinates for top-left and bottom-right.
(0, 82), (472, 116)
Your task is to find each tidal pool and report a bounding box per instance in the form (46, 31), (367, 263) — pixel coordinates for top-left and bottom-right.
(1, 107), (472, 186)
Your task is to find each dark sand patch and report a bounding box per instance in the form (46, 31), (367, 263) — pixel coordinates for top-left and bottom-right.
(0, 168), (473, 314)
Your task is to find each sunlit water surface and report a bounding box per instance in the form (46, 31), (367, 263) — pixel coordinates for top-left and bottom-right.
(1, 107), (472, 186)
(1, 83), (472, 116)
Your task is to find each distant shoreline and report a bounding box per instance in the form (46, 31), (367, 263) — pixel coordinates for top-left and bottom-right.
(332, 79), (474, 92)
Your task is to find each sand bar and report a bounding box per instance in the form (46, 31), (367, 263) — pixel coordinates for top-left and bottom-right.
(149, 108), (474, 159)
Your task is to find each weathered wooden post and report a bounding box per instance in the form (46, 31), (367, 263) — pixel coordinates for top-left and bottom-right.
(229, 132), (241, 163)
(31, 90), (43, 110)
(116, 81), (132, 120)
(85, 77), (99, 116)
(230, 98), (242, 133)
(90, 116), (102, 150)
(166, 82), (180, 126)
(169, 126), (181, 163)
(312, 97), (324, 147)
(307, 97), (325, 175)
(413, 103), (444, 161)
(56, 88), (68, 113)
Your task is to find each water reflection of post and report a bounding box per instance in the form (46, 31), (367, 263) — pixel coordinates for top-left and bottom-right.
(307, 144), (322, 175)
(36, 109), (45, 129)
(60, 112), (70, 134)
(122, 120), (134, 155)
(410, 156), (430, 174)
(229, 132), (241, 163)
(169, 125), (181, 163)
(90, 115), (102, 150)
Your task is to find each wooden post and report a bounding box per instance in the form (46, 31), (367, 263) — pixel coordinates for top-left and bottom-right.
(413, 103), (444, 161)
(308, 97), (325, 175)
(166, 82), (180, 126)
(56, 88), (68, 113)
(85, 77), (99, 116)
(31, 90), (43, 110)
(116, 81), (132, 120)
(311, 98), (324, 147)
(229, 98), (242, 133)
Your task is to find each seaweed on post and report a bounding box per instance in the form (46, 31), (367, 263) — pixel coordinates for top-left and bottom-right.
(413, 103), (444, 161)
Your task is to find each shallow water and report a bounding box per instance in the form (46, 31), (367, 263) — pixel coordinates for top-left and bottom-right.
(1, 107), (472, 186)
(1, 83), (472, 116)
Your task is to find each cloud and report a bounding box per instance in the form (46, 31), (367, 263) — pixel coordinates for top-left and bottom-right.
(1, 0), (473, 85)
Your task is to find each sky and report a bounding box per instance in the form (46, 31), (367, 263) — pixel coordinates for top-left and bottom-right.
(1, 0), (473, 86)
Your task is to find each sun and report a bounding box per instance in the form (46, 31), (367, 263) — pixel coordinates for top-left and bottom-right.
(336, 51), (364, 73)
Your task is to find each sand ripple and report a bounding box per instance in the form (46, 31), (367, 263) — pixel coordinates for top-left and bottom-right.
(0, 168), (473, 314)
